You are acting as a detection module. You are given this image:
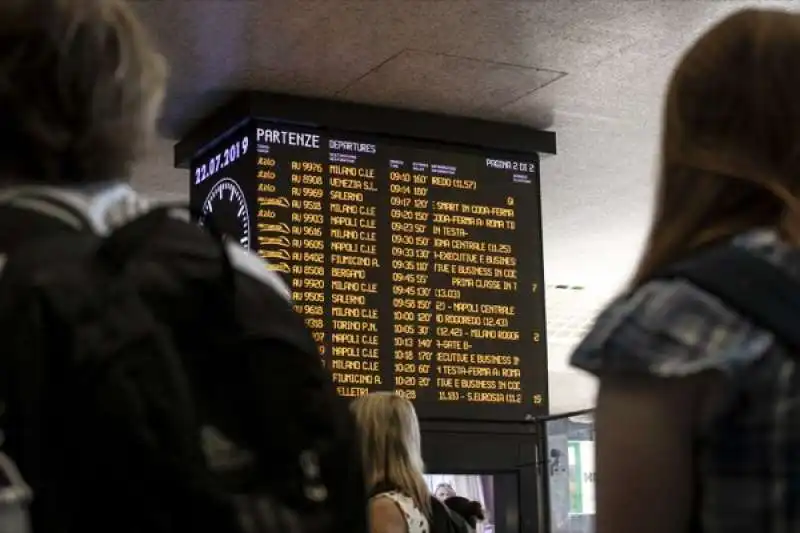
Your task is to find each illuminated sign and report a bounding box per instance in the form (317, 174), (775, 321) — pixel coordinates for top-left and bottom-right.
(191, 122), (547, 421)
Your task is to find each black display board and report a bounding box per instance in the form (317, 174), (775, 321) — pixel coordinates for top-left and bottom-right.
(192, 126), (256, 248)
(191, 121), (548, 422)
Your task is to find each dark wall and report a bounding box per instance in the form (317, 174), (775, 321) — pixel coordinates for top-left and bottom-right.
(422, 422), (540, 533)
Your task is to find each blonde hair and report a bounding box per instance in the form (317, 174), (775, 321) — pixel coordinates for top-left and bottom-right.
(350, 393), (431, 516)
(0, 0), (167, 184)
(632, 8), (800, 284)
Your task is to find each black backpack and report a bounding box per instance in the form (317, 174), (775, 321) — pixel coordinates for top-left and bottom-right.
(0, 195), (366, 533)
(430, 497), (471, 533)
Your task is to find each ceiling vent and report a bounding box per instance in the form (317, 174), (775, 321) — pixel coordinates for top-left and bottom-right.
(545, 284), (609, 346)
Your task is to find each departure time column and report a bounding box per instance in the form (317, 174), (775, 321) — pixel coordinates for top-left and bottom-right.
(389, 162), (434, 402)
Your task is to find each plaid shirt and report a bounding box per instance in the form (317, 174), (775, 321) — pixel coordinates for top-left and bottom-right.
(571, 229), (800, 533)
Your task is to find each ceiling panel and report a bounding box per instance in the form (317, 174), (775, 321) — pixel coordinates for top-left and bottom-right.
(240, 2), (411, 96)
(340, 49), (565, 117)
(131, 138), (188, 202)
(127, 0), (800, 411)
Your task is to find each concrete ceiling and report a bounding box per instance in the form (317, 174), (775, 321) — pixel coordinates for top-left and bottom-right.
(128, 0), (795, 414)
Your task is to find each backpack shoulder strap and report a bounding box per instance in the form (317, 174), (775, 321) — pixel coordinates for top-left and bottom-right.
(0, 190), (94, 258)
(0, 190), (93, 232)
(654, 245), (800, 351)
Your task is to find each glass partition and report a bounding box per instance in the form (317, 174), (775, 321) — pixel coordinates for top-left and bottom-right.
(545, 411), (595, 533)
(424, 474), (496, 533)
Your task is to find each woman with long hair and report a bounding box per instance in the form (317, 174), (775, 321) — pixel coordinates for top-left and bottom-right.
(571, 8), (800, 533)
(351, 392), (431, 533)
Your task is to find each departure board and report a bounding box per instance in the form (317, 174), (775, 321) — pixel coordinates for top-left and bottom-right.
(191, 122), (548, 421)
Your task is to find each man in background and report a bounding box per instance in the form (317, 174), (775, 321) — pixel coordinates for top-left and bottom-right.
(0, 1), (365, 532)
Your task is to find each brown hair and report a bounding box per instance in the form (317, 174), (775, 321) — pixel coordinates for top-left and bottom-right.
(632, 8), (800, 285)
(350, 392), (431, 516)
(0, 0), (167, 184)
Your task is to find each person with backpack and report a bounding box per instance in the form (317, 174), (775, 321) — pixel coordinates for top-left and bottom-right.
(433, 483), (456, 502)
(0, 1), (366, 533)
(350, 393), (469, 533)
(570, 8), (800, 533)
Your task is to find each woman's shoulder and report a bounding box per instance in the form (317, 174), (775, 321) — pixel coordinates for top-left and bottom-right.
(371, 491), (429, 533)
(570, 230), (797, 379)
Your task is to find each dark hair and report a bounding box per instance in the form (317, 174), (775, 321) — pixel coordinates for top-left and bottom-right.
(444, 496), (485, 528)
(0, 0), (166, 184)
(632, 8), (800, 285)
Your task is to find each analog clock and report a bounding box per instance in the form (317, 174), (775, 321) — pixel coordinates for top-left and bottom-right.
(199, 177), (251, 248)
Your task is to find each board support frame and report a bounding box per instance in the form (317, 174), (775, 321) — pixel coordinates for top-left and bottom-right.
(174, 91), (557, 168)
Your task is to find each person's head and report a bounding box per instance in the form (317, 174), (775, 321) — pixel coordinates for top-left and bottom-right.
(0, 0), (166, 185)
(632, 8), (800, 284)
(434, 482), (456, 501)
(350, 392), (430, 514)
(444, 496), (485, 529)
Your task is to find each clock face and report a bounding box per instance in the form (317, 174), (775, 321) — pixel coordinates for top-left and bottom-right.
(200, 177), (251, 248)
